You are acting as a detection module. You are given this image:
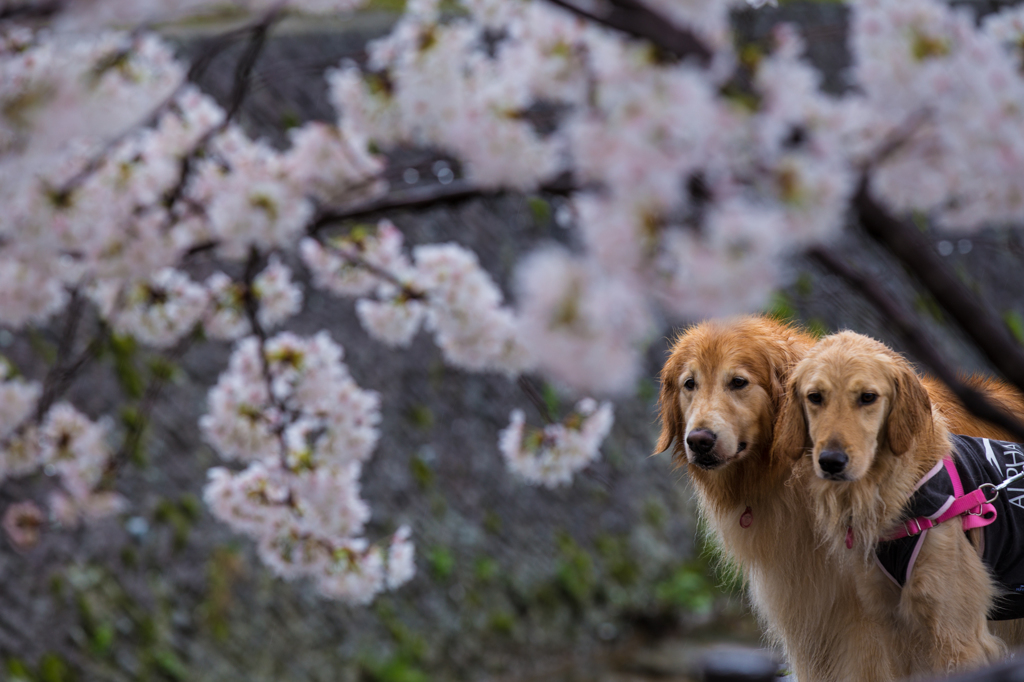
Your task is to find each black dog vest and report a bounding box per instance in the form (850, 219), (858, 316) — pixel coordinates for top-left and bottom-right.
(875, 434), (1024, 620)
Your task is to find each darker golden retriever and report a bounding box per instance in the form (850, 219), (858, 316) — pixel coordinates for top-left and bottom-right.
(657, 316), (894, 681)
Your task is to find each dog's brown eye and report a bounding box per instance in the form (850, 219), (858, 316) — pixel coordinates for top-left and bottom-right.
(807, 392), (823, 405)
(860, 392), (877, 405)
(683, 378), (695, 391)
(730, 377), (749, 389)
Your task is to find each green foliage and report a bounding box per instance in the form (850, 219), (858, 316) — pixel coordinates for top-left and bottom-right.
(119, 406), (147, 466)
(541, 382), (561, 418)
(428, 359), (446, 389)
(482, 511), (502, 535)
(151, 649), (188, 681)
(28, 330), (57, 365)
(487, 610), (515, 636)
(409, 455), (435, 489)
(407, 404), (434, 430)
(38, 654), (70, 682)
(765, 291), (797, 322)
(805, 318), (829, 339)
(279, 109), (301, 130)
(146, 356), (178, 383)
(635, 377), (657, 403)
(1006, 310), (1024, 345)
(473, 557), (499, 583)
(375, 600), (428, 663)
(364, 0), (408, 13)
(913, 294), (945, 323)
(794, 272), (815, 297)
(6, 658), (32, 682)
(427, 546), (455, 581)
(201, 546), (244, 641)
(363, 657), (430, 682)
(595, 534), (640, 587)
(642, 498), (667, 530)
(89, 621), (115, 657)
(912, 210), (929, 232)
(527, 196), (551, 224)
(654, 565), (715, 615)
(154, 497), (199, 552)
(108, 333), (144, 399)
(555, 532), (594, 605)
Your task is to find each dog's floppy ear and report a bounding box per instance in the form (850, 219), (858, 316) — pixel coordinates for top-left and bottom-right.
(655, 353), (685, 458)
(772, 374), (810, 461)
(885, 359), (932, 456)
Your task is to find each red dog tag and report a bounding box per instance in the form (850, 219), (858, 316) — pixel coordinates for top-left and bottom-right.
(739, 506), (753, 528)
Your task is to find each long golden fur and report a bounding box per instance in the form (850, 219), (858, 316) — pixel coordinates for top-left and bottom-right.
(657, 317), (899, 681)
(657, 319), (1024, 680)
(775, 331), (1008, 676)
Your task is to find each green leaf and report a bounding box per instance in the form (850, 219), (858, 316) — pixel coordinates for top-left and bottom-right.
(1006, 310), (1024, 345)
(427, 546), (454, 581)
(527, 196), (551, 224)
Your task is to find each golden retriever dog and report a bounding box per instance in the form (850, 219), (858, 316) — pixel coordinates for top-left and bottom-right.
(775, 331), (1013, 676)
(657, 316), (899, 681)
(658, 319), (1024, 680)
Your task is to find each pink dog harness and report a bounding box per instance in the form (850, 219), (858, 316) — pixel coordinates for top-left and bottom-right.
(873, 435), (1024, 619)
(882, 457), (997, 542)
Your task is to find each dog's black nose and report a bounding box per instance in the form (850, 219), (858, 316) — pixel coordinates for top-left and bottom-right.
(819, 450), (849, 475)
(686, 429), (717, 456)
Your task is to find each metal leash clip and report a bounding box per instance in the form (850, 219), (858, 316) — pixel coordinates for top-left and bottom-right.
(979, 469), (1024, 505)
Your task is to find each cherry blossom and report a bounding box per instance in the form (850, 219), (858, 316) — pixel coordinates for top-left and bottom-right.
(3, 0), (1021, 605)
(499, 398), (614, 488)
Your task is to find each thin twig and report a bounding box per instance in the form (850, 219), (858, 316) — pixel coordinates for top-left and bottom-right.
(543, 0), (712, 65)
(808, 245), (1024, 443)
(52, 4), (284, 204)
(517, 376), (556, 425)
(222, 3), (283, 124)
(35, 290), (86, 422)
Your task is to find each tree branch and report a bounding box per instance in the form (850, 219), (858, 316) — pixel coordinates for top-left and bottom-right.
(543, 0), (712, 65)
(310, 171), (578, 233)
(222, 3), (282, 124)
(34, 291), (95, 422)
(853, 179), (1024, 393)
(808, 245), (1024, 443)
(0, 1), (61, 21)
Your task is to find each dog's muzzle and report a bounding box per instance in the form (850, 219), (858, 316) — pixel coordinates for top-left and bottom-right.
(818, 449), (850, 481)
(687, 429), (724, 469)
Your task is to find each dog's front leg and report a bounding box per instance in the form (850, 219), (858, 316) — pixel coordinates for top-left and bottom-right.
(899, 526), (1006, 676)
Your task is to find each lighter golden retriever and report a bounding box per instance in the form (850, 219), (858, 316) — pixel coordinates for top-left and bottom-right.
(658, 319), (1024, 680)
(774, 331), (1020, 676)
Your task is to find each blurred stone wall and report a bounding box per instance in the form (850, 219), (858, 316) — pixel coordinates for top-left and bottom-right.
(3, 3), (1024, 682)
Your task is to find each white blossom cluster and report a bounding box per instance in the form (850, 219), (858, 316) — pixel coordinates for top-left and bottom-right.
(852, 0), (1024, 230)
(5, 0), (1024, 602)
(0, 356), (123, 530)
(302, 221), (530, 373)
(499, 398), (614, 488)
(201, 332), (414, 602)
(331, 0), (858, 398)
